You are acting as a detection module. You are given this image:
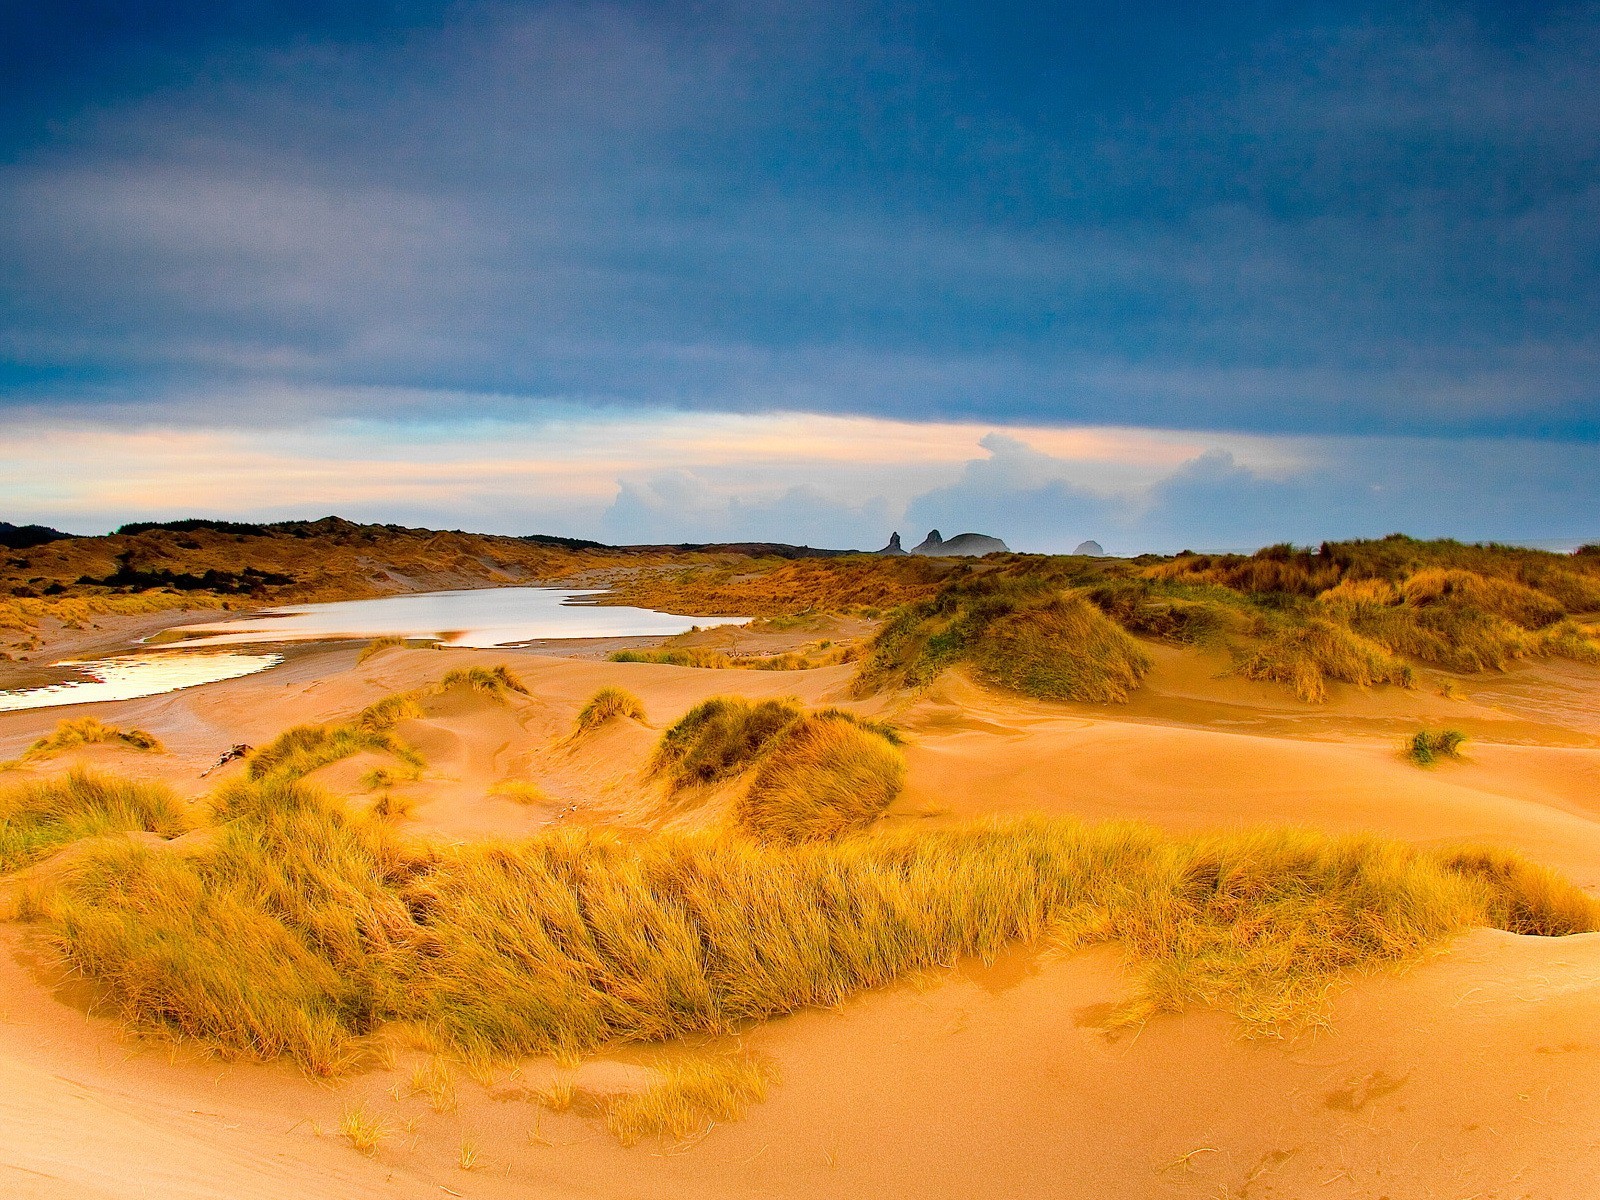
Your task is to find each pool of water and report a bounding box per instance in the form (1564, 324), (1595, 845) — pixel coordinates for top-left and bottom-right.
(164, 587), (747, 649)
(0, 587), (744, 713)
(0, 651), (283, 713)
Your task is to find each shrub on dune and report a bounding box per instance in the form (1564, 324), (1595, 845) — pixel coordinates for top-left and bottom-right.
(855, 579), (1152, 703)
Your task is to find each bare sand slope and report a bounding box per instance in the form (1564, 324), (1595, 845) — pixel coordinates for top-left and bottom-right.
(3, 643), (1600, 1197)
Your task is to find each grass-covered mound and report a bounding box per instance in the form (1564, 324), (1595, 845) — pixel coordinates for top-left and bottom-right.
(26, 779), (1599, 1074)
(574, 686), (646, 732)
(245, 666), (530, 784)
(0, 770), (188, 872)
(653, 697), (905, 841)
(855, 576), (1152, 702)
(3, 717), (165, 769)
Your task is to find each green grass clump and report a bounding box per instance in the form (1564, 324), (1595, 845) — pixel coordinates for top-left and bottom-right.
(1406, 728), (1466, 766)
(970, 595), (1152, 702)
(605, 1052), (776, 1146)
(652, 697), (807, 788)
(12, 717), (165, 765)
(34, 779), (1600, 1074)
(0, 770), (188, 873)
(735, 713), (906, 843)
(439, 665), (528, 695)
(574, 687), (646, 732)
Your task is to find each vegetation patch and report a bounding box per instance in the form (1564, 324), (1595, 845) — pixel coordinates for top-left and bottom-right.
(856, 576), (1152, 702)
(574, 686), (646, 732)
(11, 717), (165, 764)
(1405, 729), (1466, 767)
(735, 713), (907, 843)
(1234, 618), (1413, 703)
(604, 1052), (777, 1146)
(438, 665), (528, 696)
(0, 770), (189, 872)
(24, 777), (1598, 1076)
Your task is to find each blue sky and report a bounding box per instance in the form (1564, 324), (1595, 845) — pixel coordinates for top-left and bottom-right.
(1, 1), (1596, 551)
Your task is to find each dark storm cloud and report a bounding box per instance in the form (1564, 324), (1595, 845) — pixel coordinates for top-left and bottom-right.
(1, 1), (1597, 438)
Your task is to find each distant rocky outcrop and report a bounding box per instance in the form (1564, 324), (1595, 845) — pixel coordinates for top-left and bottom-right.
(1073, 540), (1105, 557)
(876, 532), (907, 556)
(908, 529), (1010, 557)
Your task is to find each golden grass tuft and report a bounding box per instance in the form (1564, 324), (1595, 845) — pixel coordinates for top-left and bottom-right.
(604, 1052), (776, 1146)
(356, 636), (408, 664)
(735, 714), (906, 843)
(15, 717), (165, 764)
(0, 770), (189, 873)
(1235, 617), (1413, 703)
(489, 781), (549, 806)
(409, 1058), (457, 1112)
(536, 1078), (580, 1114)
(439, 665), (528, 696)
(574, 686), (646, 733)
(338, 1103), (390, 1154)
(35, 778), (1600, 1076)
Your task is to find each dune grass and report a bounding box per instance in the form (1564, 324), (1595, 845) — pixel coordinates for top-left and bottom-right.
(604, 1052), (776, 1146)
(246, 668), (531, 784)
(1406, 728), (1466, 766)
(735, 713), (907, 843)
(338, 1103), (390, 1154)
(356, 636), (408, 664)
(651, 697), (809, 788)
(439, 665), (528, 696)
(489, 781), (549, 805)
(10, 717), (165, 766)
(609, 643), (855, 671)
(0, 770), (189, 872)
(575, 686), (646, 732)
(856, 578), (1151, 702)
(1235, 617), (1414, 703)
(29, 775), (1600, 1077)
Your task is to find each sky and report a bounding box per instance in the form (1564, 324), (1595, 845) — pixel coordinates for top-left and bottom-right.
(1, 0), (1596, 553)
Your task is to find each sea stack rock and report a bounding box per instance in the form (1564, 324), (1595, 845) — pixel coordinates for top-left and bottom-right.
(1073, 540), (1105, 556)
(876, 532), (907, 555)
(909, 529), (1011, 557)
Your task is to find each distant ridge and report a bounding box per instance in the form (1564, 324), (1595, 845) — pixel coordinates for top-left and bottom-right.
(1073, 540), (1105, 556)
(908, 529), (1010, 557)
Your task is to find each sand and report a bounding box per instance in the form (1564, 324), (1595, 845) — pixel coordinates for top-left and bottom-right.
(2, 626), (1599, 1198)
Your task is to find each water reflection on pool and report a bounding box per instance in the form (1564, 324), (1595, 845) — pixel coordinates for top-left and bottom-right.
(167, 587), (746, 649)
(0, 651), (283, 713)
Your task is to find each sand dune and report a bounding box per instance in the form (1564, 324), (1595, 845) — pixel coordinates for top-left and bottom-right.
(3, 635), (1599, 1198)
